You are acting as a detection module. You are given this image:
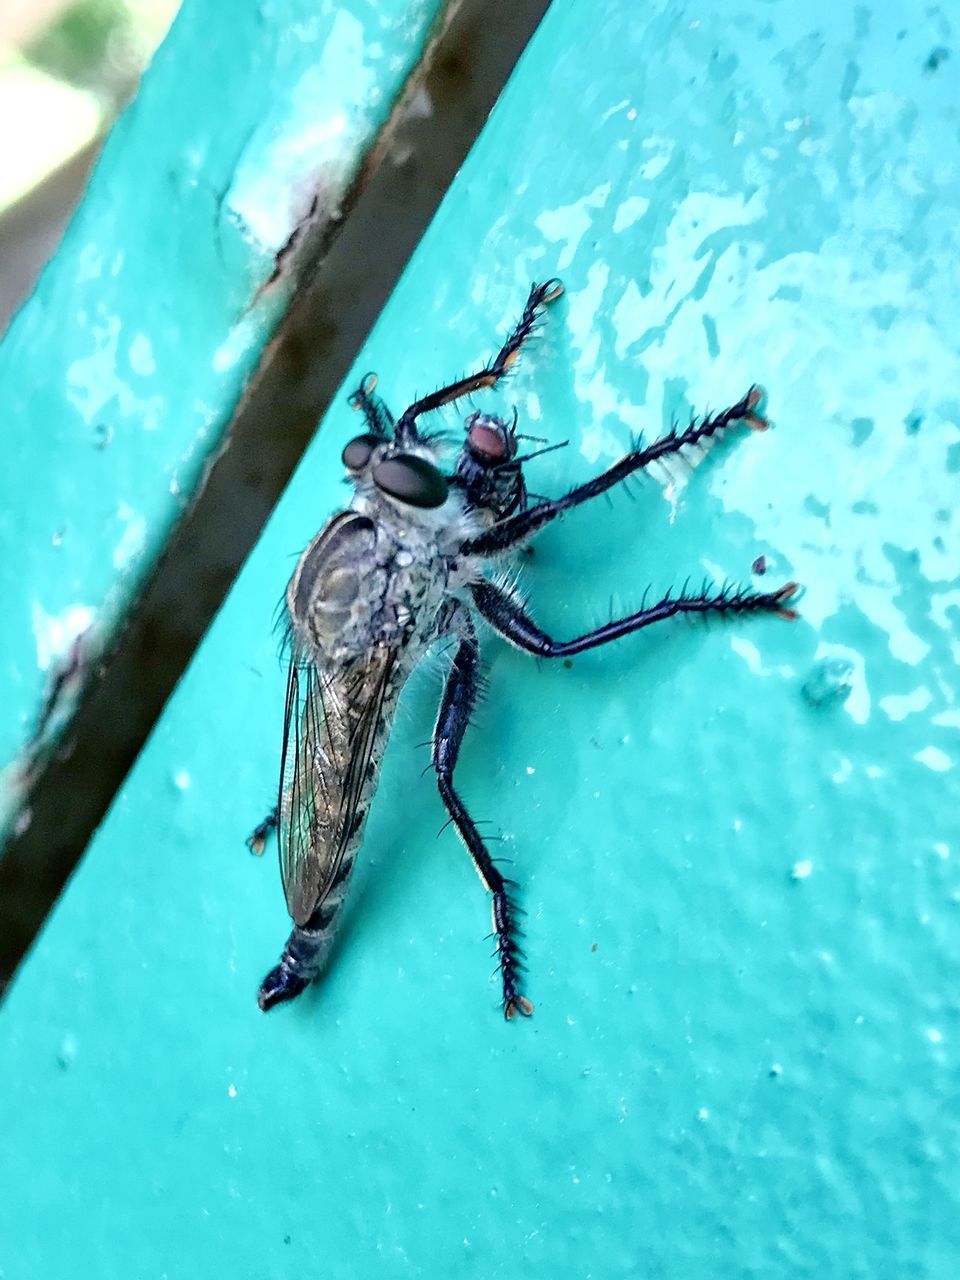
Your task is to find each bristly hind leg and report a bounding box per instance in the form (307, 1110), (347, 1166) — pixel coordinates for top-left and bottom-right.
(432, 618), (531, 1020)
(470, 578), (799, 657)
(246, 806), (278, 856)
(395, 279), (564, 443)
(463, 386), (768, 557)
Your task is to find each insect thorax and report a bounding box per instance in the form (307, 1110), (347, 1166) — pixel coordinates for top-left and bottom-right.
(286, 490), (472, 672)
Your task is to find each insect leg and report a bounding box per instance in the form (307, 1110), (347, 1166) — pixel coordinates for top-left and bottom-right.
(433, 621), (531, 1020)
(347, 371), (395, 436)
(471, 578), (799, 657)
(246, 806), (278, 855)
(395, 279), (564, 443)
(462, 387), (768, 556)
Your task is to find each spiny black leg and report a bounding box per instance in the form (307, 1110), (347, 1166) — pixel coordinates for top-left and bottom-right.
(246, 806), (278, 856)
(463, 386), (768, 556)
(395, 279), (564, 444)
(433, 618), (531, 1019)
(347, 371), (395, 437)
(471, 578), (799, 657)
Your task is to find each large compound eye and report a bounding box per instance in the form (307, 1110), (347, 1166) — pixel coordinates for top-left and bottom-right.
(372, 453), (449, 508)
(468, 420), (509, 461)
(342, 433), (382, 471)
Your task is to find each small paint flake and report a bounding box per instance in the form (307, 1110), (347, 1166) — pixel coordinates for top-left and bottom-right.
(113, 502), (146, 571)
(791, 859), (813, 881)
(915, 746), (953, 773)
(832, 758), (853, 784)
(129, 334), (156, 376)
(526, 766), (536, 775)
(173, 770), (191, 790)
(57, 1034), (78, 1069)
(769, 1063), (782, 1078)
(31, 601), (95, 672)
(612, 194), (651, 234)
(697, 1108), (710, 1121)
(212, 319), (258, 374)
(228, 1083), (238, 1097)
(926, 1028), (943, 1045)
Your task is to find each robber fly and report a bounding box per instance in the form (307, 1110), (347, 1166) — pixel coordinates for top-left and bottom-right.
(250, 278), (798, 1019)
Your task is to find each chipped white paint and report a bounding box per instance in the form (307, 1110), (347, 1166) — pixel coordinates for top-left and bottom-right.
(31, 601), (95, 673)
(113, 502), (147, 571)
(224, 10), (375, 253)
(914, 746), (953, 774)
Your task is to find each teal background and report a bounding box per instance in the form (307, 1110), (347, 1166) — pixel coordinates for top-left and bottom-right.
(2, 1), (959, 1276)
(0, 0), (448, 832)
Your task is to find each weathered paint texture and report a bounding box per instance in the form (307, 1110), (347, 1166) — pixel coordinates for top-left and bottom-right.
(0, 0), (447, 832)
(2, 2), (958, 1277)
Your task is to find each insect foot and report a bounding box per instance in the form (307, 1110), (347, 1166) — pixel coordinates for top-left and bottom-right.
(770, 581), (801, 620)
(741, 385), (769, 431)
(246, 808), (278, 856)
(505, 997), (535, 1020)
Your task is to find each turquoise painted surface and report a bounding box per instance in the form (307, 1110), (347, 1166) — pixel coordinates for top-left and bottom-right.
(2, 2), (959, 1276)
(0, 0), (448, 833)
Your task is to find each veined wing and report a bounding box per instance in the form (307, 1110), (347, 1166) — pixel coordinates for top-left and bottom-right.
(278, 645), (397, 928)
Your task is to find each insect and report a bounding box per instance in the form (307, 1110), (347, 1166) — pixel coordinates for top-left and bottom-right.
(251, 278), (798, 1019)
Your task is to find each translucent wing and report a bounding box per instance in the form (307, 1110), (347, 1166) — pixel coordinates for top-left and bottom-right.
(278, 645), (397, 927)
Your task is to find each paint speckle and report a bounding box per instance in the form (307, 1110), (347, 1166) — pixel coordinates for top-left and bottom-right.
(129, 334), (156, 376)
(212, 319), (258, 374)
(113, 502), (147, 571)
(791, 859), (814, 881)
(924, 47), (950, 74)
(914, 746), (953, 773)
(31, 601), (95, 673)
(56, 1034), (78, 1070)
(612, 194), (651, 234)
(173, 770), (191, 790)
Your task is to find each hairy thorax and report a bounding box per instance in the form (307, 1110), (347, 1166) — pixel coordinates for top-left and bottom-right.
(286, 487), (483, 674)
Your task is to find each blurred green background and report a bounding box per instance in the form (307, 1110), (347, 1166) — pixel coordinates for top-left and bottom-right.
(0, 0), (179, 330)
